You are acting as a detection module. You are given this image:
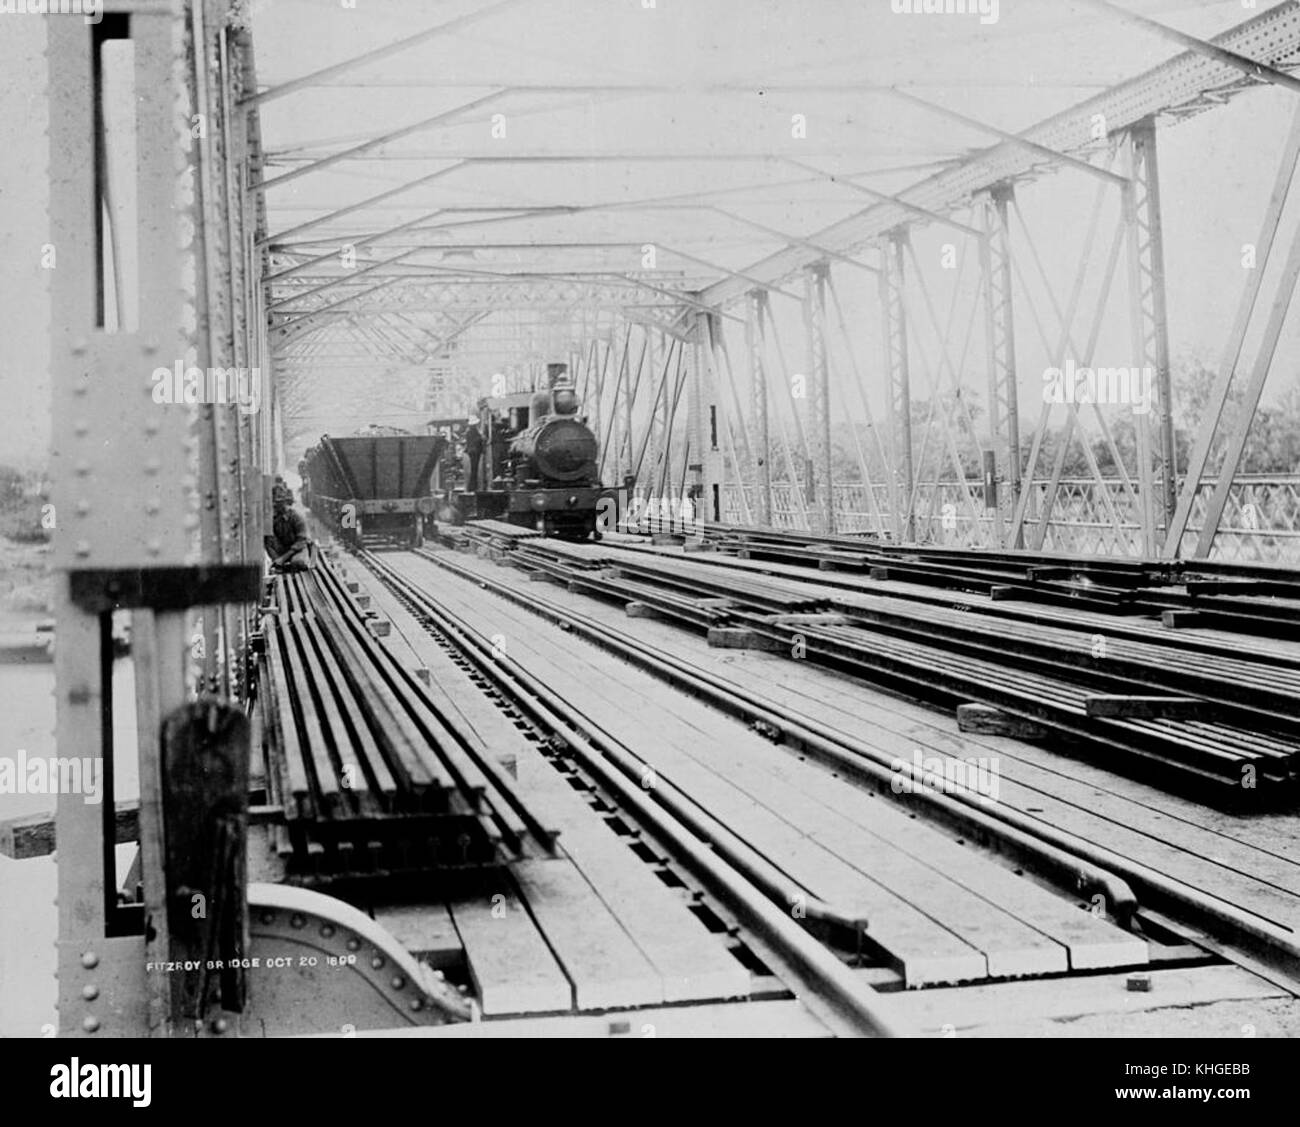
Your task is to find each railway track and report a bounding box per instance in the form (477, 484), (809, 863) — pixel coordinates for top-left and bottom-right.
(377, 537), (1300, 1000)
(353, 547), (899, 1037)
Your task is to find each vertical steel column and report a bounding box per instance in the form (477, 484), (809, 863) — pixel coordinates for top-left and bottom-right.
(1125, 117), (1176, 553)
(746, 290), (773, 525)
(803, 265), (833, 533)
(687, 313), (711, 525)
(979, 183), (1022, 547)
(879, 233), (914, 542)
(48, 8), (203, 1036)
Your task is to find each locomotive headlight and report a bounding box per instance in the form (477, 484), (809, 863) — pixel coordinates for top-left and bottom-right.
(531, 491), (548, 510)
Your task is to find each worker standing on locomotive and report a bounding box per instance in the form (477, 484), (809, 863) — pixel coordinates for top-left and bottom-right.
(264, 479), (314, 572)
(465, 417), (484, 491)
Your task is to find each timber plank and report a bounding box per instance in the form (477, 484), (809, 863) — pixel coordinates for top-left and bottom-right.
(513, 744), (750, 1003)
(365, 999), (832, 1038)
(885, 964), (1287, 1035)
(509, 857), (665, 1010)
(449, 889), (572, 1015)
(372, 902), (462, 968)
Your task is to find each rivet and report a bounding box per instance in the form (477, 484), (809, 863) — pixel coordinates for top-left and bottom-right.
(290, 913), (306, 929)
(320, 925), (335, 939)
(409, 998), (422, 1012)
(211, 1017), (229, 1034)
(260, 911), (275, 925)
(146, 539), (162, 555)
(370, 956), (384, 970)
(346, 938), (361, 952)
(74, 542), (91, 558)
(75, 500), (90, 516)
(80, 952), (98, 969)
(390, 976), (404, 990)
(82, 1015), (100, 1033)
(81, 984), (99, 1001)
(144, 459), (161, 476)
(74, 461), (91, 476)
(74, 420), (89, 436)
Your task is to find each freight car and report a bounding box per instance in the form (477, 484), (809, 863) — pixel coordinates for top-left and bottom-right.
(436, 362), (619, 541)
(301, 431), (447, 548)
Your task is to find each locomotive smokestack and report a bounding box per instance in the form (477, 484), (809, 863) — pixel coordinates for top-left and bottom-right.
(547, 362), (568, 388)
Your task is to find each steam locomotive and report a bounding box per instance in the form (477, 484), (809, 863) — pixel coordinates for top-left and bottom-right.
(436, 363), (619, 541)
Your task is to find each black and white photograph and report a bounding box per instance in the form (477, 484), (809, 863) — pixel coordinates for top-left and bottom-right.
(1, 0), (1298, 1089)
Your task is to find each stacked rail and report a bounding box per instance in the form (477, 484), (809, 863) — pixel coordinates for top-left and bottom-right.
(702, 523), (1300, 636)
(257, 558), (559, 883)
(485, 539), (1300, 807)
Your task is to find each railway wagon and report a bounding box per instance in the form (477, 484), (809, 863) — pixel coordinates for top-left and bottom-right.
(301, 432), (447, 548)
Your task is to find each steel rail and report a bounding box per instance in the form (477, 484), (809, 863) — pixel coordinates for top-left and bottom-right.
(356, 549), (898, 1038)
(409, 545), (1138, 919)
(427, 543), (1300, 987)
(362, 550), (862, 934)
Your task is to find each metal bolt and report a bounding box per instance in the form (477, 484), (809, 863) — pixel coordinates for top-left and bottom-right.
(81, 984), (99, 1001)
(290, 913), (306, 930)
(346, 938), (361, 952)
(260, 911), (275, 925)
(320, 925), (335, 939)
(74, 542), (91, 558)
(370, 956), (384, 970)
(409, 998), (422, 1012)
(390, 976), (404, 990)
(82, 1015), (100, 1033)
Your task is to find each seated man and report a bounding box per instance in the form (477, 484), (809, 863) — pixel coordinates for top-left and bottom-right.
(264, 482), (313, 572)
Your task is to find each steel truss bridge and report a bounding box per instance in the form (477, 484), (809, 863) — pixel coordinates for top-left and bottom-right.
(51, 0), (1300, 567)
(29, 0), (1300, 1042)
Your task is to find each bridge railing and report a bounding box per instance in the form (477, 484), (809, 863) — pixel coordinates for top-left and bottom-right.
(722, 476), (1300, 563)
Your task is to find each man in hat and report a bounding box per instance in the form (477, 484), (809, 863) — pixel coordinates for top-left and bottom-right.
(264, 480), (313, 572)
